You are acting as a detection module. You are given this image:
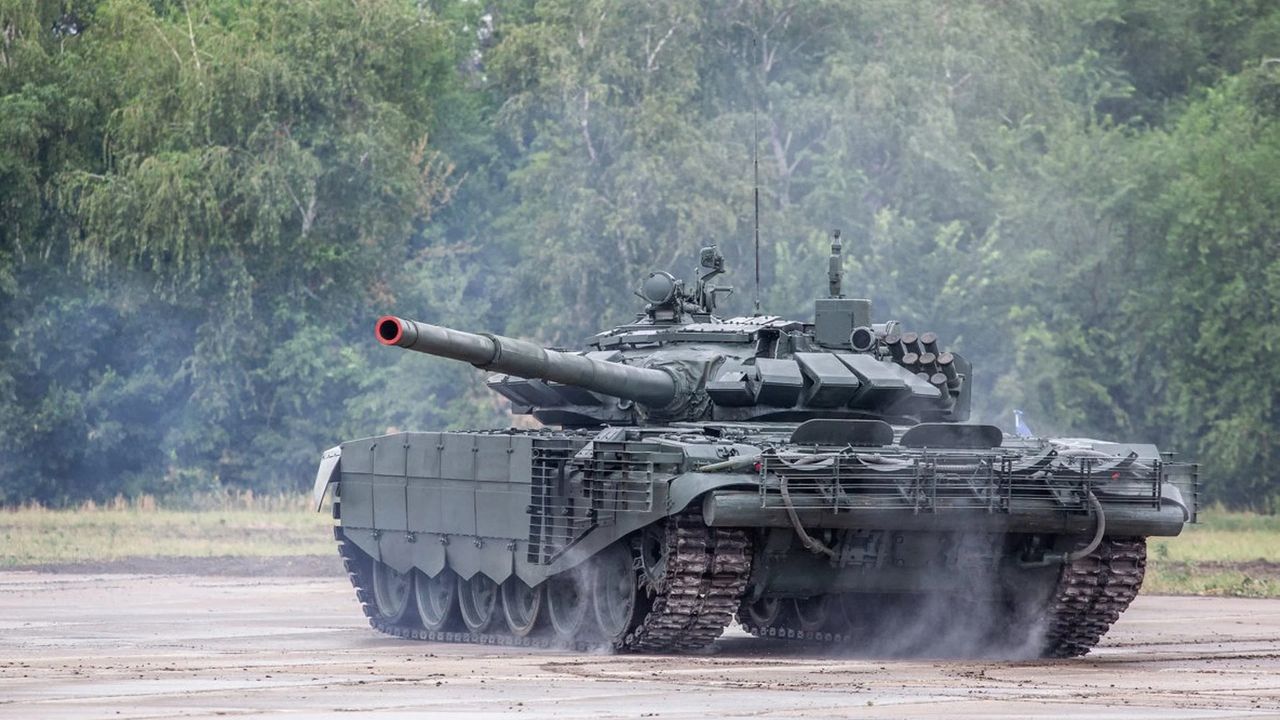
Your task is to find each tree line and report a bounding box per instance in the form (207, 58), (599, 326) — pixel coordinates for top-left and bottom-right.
(1, 0), (1277, 509)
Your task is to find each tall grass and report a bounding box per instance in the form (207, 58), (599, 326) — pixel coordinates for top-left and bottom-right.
(3, 498), (1278, 600)
(1, 491), (331, 567)
(1149, 507), (1280, 563)
(1141, 507), (1280, 597)
(8, 490), (314, 514)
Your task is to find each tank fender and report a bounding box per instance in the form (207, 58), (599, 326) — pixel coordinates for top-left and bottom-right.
(667, 471), (757, 516)
(312, 446), (341, 511)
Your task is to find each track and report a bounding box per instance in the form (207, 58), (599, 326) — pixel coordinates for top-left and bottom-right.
(736, 537), (1148, 657)
(736, 613), (854, 643)
(625, 512), (753, 651)
(1041, 536), (1147, 657)
(334, 503), (753, 653)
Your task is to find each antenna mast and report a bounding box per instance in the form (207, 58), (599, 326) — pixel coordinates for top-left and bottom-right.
(828, 228), (843, 298)
(752, 40), (762, 314)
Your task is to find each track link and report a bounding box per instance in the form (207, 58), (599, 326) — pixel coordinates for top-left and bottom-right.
(334, 501), (753, 653)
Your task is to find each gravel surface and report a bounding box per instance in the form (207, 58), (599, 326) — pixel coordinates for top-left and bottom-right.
(2, 570), (1278, 719)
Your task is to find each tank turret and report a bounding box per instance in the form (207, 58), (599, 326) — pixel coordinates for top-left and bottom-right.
(377, 243), (971, 428)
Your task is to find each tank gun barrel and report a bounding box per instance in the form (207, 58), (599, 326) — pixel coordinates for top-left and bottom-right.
(376, 316), (678, 407)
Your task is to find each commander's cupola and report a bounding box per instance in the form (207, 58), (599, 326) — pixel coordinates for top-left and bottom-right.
(635, 245), (733, 324)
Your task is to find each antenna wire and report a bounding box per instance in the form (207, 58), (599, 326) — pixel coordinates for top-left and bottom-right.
(752, 39), (761, 314)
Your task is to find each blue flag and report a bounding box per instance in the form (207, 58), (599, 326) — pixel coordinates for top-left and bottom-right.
(1013, 409), (1034, 438)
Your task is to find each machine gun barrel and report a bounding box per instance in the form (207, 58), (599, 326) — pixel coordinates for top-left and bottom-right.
(376, 315), (678, 407)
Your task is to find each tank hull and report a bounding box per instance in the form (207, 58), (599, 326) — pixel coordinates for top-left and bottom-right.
(316, 422), (1194, 656)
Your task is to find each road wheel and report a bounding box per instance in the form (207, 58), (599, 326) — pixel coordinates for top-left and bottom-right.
(593, 543), (640, 645)
(371, 560), (417, 626)
(457, 573), (500, 634)
(793, 595), (835, 633)
(835, 592), (870, 640)
(501, 577), (544, 637)
(741, 596), (784, 628)
(546, 565), (594, 642)
(414, 568), (460, 632)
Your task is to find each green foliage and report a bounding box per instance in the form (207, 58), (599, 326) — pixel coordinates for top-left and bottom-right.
(1, 0), (1278, 509)
(0, 0), (480, 504)
(1126, 69), (1280, 509)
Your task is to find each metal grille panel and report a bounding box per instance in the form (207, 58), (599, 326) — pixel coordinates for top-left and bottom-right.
(579, 441), (677, 524)
(526, 437), (591, 563)
(757, 447), (1189, 515)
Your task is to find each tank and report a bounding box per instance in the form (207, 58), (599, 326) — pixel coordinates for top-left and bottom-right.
(313, 237), (1198, 657)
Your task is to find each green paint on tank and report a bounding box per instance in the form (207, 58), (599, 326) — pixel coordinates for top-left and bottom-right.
(316, 240), (1197, 657)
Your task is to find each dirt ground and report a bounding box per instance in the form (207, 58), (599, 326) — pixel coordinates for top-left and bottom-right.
(2, 564), (1279, 719)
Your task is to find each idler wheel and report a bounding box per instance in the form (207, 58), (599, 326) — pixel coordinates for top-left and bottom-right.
(457, 573), (500, 633)
(414, 568), (460, 632)
(371, 560), (417, 626)
(501, 576), (544, 637)
(593, 543), (640, 643)
(546, 565), (594, 641)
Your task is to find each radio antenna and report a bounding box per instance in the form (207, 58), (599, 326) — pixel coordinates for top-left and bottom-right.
(752, 40), (762, 314)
